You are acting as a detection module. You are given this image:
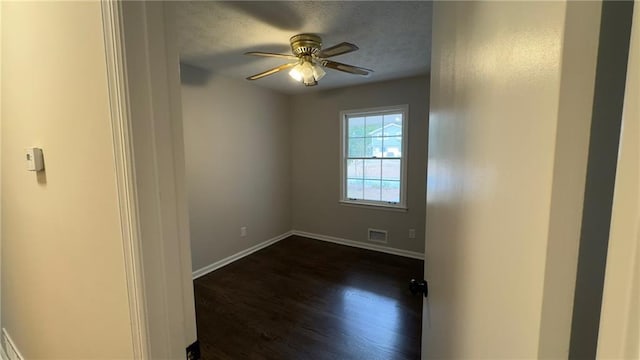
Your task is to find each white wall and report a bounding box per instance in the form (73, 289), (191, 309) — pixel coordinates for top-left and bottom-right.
(0, 0), (3, 342)
(181, 65), (292, 272)
(1, 2), (133, 358)
(291, 76), (429, 253)
(597, 3), (640, 358)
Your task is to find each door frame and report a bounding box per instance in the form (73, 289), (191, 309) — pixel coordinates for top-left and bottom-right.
(101, 1), (149, 357)
(100, 1), (197, 358)
(100, 0), (637, 358)
(597, 3), (640, 356)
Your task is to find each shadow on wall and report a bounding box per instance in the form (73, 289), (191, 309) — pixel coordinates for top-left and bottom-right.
(180, 63), (211, 86)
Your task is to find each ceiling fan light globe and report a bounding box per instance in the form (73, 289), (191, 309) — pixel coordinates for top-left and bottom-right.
(313, 63), (326, 81)
(289, 65), (304, 82)
(301, 62), (315, 81)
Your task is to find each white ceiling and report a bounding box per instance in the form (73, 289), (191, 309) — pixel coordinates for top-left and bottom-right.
(174, 1), (432, 94)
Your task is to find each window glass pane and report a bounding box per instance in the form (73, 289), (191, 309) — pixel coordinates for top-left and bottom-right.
(366, 137), (383, 158)
(348, 138), (365, 157)
(347, 179), (364, 199)
(366, 115), (383, 136)
(381, 159), (401, 180)
(382, 136), (402, 158)
(381, 180), (400, 202)
(364, 159), (381, 180)
(347, 159), (364, 178)
(343, 107), (406, 207)
(363, 180), (381, 201)
(348, 117), (365, 137)
(383, 114), (403, 136)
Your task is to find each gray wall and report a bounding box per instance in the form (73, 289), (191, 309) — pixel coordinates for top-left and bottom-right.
(181, 70), (429, 271)
(290, 76), (429, 253)
(181, 65), (292, 271)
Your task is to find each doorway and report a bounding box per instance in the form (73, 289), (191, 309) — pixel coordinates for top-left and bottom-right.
(172, 1), (432, 358)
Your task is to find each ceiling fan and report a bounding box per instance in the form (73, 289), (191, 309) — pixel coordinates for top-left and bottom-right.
(245, 33), (373, 86)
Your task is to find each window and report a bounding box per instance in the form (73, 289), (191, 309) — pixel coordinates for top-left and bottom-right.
(340, 105), (408, 209)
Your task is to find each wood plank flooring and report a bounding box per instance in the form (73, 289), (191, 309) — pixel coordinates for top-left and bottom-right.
(193, 235), (424, 360)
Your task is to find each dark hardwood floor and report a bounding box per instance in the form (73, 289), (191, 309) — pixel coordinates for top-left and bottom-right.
(193, 235), (424, 360)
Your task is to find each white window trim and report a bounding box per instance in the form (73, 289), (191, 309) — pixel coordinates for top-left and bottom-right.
(339, 104), (409, 210)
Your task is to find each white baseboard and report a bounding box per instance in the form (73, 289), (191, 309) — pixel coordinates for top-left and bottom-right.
(192, 231), (293, 279)
(192, 230), (423, 280)
(1, 328), (24, 360)
(291, 230), (424, 260)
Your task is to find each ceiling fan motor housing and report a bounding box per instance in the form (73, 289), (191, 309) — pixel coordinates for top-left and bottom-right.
(290, 33), (322, 56)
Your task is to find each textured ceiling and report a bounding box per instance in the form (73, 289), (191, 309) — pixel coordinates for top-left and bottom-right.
(174, 1), (432, 94)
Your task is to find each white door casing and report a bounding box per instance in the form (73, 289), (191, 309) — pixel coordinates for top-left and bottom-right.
(101, 1), (149, 357)
(101, 1), (197, 358)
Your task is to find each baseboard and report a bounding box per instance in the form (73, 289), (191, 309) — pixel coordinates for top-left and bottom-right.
(192, 231), (293, 279)
(1, 328), (24, 360)
(192, 230), (423, 280)
(291, 230), (424, 259)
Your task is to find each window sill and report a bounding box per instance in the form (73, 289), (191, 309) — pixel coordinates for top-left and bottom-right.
(339, 200), (408, 212)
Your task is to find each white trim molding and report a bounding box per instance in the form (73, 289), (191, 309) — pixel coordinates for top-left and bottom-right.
(292, 230), (424, 259)
(193, 232), (293, 280)
(101, 1), (149, 358)
(191, 231), (423, 279)
(339, 104), (410, 210)
(0, 344), (7, 360)
(112, 2), (198, 357)
(1, 329), (24, 360)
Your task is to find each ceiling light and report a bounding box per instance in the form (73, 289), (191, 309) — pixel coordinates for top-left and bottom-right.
(245, 33), (373, 85)
(289, 65), (303, 82)
(289, 59), (325, 86)
(313, 63), (326, 81)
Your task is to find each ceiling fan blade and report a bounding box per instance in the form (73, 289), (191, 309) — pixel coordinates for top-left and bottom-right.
(246, 62), (297, 80)
(244, 51), (298, 60)
(318, 42), (359, 58)
(321, 60), (373, 76)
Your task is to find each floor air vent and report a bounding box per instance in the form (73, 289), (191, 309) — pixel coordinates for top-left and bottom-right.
(368, 228), (388, 244)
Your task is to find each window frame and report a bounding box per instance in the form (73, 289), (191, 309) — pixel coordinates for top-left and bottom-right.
(339, 104), (409, 210)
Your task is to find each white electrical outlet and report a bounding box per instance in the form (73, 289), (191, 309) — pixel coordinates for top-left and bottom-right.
(409, 229), (416, 239)
(240, 226), (247, 237)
